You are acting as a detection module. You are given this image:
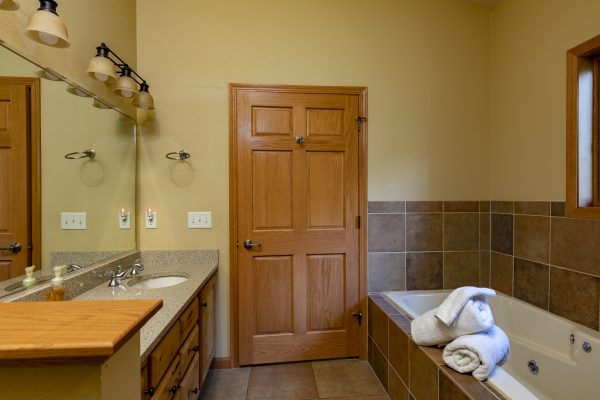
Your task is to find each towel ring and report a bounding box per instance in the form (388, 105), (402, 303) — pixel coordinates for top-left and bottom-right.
(166, 150), (191, 160)
(65, 149), (96, 159)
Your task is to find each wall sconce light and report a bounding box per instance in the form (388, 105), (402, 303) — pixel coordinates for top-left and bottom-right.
(87, 43), (155, 110)
(119, 208), (130, 229)
(25, 0), (69, 48)
(145, 208), (157, 229)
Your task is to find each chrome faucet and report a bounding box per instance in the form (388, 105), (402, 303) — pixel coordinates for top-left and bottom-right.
(127, 259), (144, 277)
(104, 260), (144, 287)
(66, 264), (82, 274)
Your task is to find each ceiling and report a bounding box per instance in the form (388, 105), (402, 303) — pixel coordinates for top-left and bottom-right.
(461, 0), (502, 9)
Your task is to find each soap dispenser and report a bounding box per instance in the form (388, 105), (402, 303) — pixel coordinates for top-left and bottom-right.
(22, 266), (37, 287)
(46, 265), (66, 301)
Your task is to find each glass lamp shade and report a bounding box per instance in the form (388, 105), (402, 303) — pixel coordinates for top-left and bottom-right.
(132, 90), (155, 110)
(25, 9), (69, 48)
(86, 56), (117, 82)
(113, 75), (138, 98)
(93, 99), (111, 109)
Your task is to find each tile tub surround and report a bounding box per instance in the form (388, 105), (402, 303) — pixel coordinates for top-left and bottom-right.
(368, 201), (490, 293)
(368, 295), (503, 400)
(368, 200), (600, 332)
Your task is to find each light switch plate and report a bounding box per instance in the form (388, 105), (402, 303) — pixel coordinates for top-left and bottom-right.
(119, 211), (131, 229)
(61, 212), (87, 230)
(188, 211), (212, 229)
(146, 210), (157, 229)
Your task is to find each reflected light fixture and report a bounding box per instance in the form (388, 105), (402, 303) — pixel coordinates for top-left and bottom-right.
(25, 0), (69, 48)
(87, 42), (154, 109)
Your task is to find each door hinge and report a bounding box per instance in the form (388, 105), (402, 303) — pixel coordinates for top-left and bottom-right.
(352, 311), (363, 325)
(357, 215), (361, 229)
(356, 116), (367, 133)
(236, 241), (239, 248)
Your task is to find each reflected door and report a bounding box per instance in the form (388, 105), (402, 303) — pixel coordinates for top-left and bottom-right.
(236, 88), (361, 365)
(0, 79), (33, 279)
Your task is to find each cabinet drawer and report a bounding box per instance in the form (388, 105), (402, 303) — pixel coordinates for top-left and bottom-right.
(149, 320), (181, 386)
(179, 324), (199, 375)
(153, 355), (180, 400)
(180, 298), (199, 340)
(179, 353), (200, 400)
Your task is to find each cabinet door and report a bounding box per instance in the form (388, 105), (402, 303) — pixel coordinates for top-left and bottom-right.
(141, 363), (149, 400)
(153, 356), (180, 400)
(200, 275), (216, 380)
(179, 354), (200, 400)
(150, 320), (181, 387)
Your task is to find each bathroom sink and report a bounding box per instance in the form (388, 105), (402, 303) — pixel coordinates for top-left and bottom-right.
(126, 273), (189, 290)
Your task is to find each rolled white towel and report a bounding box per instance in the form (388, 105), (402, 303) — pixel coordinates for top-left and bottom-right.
(434, 286), (496, 326)
(443, 325), (510, 381)
(411, 298), (494, 346)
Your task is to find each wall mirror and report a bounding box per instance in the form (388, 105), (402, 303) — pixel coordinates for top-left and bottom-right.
(0, 43), (136, 297)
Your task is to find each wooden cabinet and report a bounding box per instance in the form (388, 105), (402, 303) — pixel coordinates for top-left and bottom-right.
(141, 273), (216, 398)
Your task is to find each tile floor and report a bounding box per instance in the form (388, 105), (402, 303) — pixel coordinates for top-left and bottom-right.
(199, 359), (389, 400)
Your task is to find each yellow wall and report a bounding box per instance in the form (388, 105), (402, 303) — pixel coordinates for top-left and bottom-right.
(491, 0), (600, 200)
(0, 0), (137, 115)
(137, 0), (492, 357)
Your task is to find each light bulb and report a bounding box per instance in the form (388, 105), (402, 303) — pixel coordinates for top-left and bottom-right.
(38, 31), (59, 46)
(121, 90), (134, 98)
(94, 72), (108, 82)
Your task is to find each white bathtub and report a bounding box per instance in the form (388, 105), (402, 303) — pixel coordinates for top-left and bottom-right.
(383, 290), (600, 400)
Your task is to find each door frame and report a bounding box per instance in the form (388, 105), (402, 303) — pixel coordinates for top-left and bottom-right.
(228, 83), (368, 367)
(0, 77), (41, 271)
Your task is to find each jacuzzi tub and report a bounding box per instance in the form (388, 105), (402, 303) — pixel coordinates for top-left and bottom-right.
(383, 290), (600, 400)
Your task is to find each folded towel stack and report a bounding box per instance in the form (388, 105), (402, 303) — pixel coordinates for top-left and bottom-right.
(410, 286), (510, 381)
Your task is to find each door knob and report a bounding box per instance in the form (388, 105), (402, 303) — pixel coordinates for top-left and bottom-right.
(0, 242), (21, 253)
(243, 239), (261, 249)
(295, 136), (305, 144)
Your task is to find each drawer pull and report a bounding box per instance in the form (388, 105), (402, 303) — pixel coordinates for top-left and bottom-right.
(202, 302), (208, 308)
(189, 345), (199, 354)
(144, 387), (155, 396)
(168, 385), (178, 394)
(190, 388), (199, 395)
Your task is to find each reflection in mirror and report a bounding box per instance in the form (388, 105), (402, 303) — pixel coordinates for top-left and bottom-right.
(0, 44), (136, 297)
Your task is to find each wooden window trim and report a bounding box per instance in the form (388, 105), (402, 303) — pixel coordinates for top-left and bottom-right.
(567, 34), (600, 219)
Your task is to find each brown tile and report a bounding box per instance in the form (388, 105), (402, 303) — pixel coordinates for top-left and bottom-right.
(480, 212), (490, 250)
(514, 215), (550, 263)
(199, 367), (251, 400)
(491, 213), (513, 255)
(369, 214), (406, 252)
(551, 217), (600, 276)
(440, 366), (499, 400)
(247, 363), (317, 400)
(513, 258), (549, 310)
(326, 396), (390, 400)
(550, 267), (600, 330)
(369, 337), (374, 366)
(479, 201), (491, 212)
(406, 201), (443, 213)
(491, 201), (513, 214)
(389, 317), (409, 386)
(480, 251), (490, 287)
(372, 301), (389, 357)
(372, 297), (402, 316)
(406, 214), (443, 251)
(372, 347), (389, 390)
(390, 313), (412, 334)
(369, 201), (406, 213)
(444, 213), (479, 251)
(551, 202), (566, 217)
(368, 253), (406, 292)
(368, 298), (375, 337)
(444, 251), (480, 289)
(443, 201), (479, 212)
(419, 343), (445, 366)
(406, 252), (443, 290)
(514, 201), (550, 216)
(389, 366), (411, 400)
(409, 340), (438, 400)
(491, 252), (513, 295)
(313, 359), (387, 398)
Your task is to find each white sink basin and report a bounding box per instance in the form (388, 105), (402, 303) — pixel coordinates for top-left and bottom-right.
(127, 273), (189, 290)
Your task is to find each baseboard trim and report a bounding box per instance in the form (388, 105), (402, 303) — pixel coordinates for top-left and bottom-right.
(211, 357), (231, 369)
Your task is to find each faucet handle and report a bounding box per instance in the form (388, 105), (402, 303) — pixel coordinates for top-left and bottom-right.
(104, 270), (120, 287)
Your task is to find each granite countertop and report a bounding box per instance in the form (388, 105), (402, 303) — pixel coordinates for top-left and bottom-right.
(75, 260), (217, 361)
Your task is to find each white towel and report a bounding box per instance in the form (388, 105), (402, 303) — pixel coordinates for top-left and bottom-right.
(443, 325), (510, 381)
(434, 286), (496, 326)
(411, 298), (495, 346)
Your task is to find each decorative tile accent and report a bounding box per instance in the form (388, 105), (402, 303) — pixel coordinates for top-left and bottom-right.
(368, 214), (406, 252)
(443, 201), (479, 212)
(491, 201), (514, 214)
(368, 201), (406, 213)
(514, 201), (550, 216)
(406, 214), (443, 251)
(551, 201), (566, 217)
(406, 252), (443, 290)
(513, 258), (549, 310)
(479, 201), (491, 212)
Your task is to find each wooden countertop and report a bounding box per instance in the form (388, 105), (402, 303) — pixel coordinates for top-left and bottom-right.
(0, 300), (162, 363)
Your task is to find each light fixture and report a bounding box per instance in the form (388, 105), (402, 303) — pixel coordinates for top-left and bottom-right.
(25, 0), (69, 48)
(87, 43), (155, 109)
(92, 99), (111, 109)
(132, 82), (155, 110)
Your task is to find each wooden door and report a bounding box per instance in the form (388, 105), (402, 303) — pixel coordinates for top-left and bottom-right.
(234, 86), (364, 365)
(0, 80), (31, 280)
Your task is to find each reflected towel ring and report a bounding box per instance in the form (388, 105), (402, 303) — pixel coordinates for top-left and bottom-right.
(65, 149), (96, 159)
(166, 150), (191, 160)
